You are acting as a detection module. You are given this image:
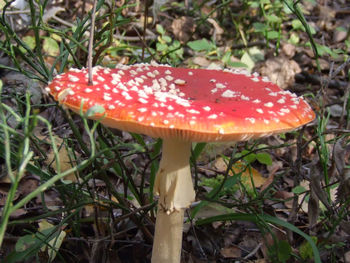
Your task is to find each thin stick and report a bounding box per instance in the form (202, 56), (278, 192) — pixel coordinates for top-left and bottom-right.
(88, 0), (98, 85)
(141, 1), (148, 60)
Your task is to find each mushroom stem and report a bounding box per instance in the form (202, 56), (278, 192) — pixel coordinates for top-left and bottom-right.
(152, 206), (185, 263)
(152, 139), (195, 263)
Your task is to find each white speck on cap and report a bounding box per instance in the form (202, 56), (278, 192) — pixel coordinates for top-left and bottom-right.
(208, 114), (218, 119)
(68, 75), (79, 82)
(138, 98), (148, 104)
(186, 109), (200, 114)
(280, 108), (290, 113)
(103, 94), (112, 101)
(135, 77), (144, 84)
(216, 83), (226, 89)
(241, 95), (250, 101)
(165, 75), (174, 81)
(174, 79), (186, 85)
(245, 117), (255, 124)
(122, 91), (132, 100)
(138, 108), (147, 112)
(264, 102), (274, 107)
(203, 106), (211, 111)
(222, 90), (238, 98)
(147, 72), (156, 78)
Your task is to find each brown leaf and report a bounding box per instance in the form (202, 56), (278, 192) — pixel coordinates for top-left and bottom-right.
(0, 185), (19, 206)
(37, 190), (62, 211)
(220, 246), (241, 258)
(44, 135), (80, 182)
(171, 16), (195, 43)
(214, 158), (268, 188)
(274, 190), (294, 209)
(207, 18), (224, 41)
(345, 250), (350, 263)
(282, 43), (296, 58)
(308, 186), (319, 228)
(257, 56), (301, 89)
(18, 177), (39, 196)
(192, 56), (211, 67)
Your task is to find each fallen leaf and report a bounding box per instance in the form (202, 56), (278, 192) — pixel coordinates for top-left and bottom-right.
(220, 246), (241, 258)
(192, 56), (211, 67)
(345, 250), (350, 263)
(282, 43), (296, 58)
(42, 6), (65, 23)
(18, 177), (39, 196)
(43, 135), (80, 182)
(256, 56), (301, 89)
(38, 220), (66, 262)
(214, 158), (268, 188)
(171, 16), (195, 43)
(0, 185), (20, 206)
(274, 190), (294, 209)
(207, 18), (224, 41)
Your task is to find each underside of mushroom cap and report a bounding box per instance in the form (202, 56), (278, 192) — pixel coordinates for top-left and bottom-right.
(47, 63), (315, 142)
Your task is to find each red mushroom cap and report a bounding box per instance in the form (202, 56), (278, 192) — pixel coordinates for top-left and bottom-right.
(46, 63), (315, 142)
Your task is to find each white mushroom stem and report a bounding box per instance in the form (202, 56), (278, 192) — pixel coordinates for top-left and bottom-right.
(152, 139), (195, 263)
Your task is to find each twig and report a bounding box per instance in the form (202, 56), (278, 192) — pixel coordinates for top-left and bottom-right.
(87, 0), (97, 85)
(2, 9), (31, 15)
(330, 56), (350, 79)
(52, 15), (74, 28)
(243, 242), (262, 260)
(113, 34), (156, 41)
(231, 40), (268, 50)
(142, 1), (148, 60)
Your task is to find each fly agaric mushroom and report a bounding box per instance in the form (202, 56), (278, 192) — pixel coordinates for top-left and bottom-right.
(46, 63), (315, 263)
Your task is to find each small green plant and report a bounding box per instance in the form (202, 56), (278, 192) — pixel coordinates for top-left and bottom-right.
(155, 24), (183, 65)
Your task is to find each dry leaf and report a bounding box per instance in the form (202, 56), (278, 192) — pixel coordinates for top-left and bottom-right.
(214, 158), (268, 188)
(207, 18), (224, 42)
(37, 190), (62, 211)
(171, 16), (195, 43)
(308, 185), (319, 228)
(192, 56), (211, 67)
(257, 56), (301, 89)
(39, 220), (66, 261)
(0, 185), (19, 206)
(44, 135), (79, 182)
(282, 43), (296, 58)
(42, 7), (65, 23)
(345, 250), (350, 263)
(220, 246), (241, 258)
(274, 190), (294, 209)
(18, 177), (39, 196)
